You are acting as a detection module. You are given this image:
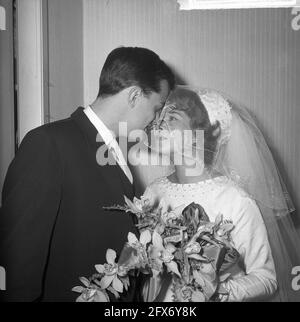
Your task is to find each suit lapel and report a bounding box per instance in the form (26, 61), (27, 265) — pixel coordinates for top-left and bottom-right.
(71, 108), (134, 199)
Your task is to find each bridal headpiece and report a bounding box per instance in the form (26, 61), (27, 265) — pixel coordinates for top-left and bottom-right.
(197, 88), (233, 146)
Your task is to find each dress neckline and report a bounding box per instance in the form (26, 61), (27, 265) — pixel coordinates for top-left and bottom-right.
(163, 175), (227, 186)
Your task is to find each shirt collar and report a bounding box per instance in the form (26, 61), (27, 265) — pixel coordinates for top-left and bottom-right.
(84, 106), (116, 147)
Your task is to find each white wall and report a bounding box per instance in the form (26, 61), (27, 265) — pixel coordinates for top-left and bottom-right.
(48, 0), (84, 122)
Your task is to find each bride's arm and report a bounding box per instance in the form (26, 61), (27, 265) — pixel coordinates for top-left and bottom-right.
(220, 197), (277, 302)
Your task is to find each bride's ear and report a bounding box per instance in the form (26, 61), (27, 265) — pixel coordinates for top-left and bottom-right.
(128, 86), (142, 109)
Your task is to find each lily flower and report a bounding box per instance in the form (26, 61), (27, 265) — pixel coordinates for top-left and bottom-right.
(149, 231), (181, 277)
(95, 249), (124, 293)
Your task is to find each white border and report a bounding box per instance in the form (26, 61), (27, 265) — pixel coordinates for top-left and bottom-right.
(178, 0), (298, 10)
(16, 0), (45, 143)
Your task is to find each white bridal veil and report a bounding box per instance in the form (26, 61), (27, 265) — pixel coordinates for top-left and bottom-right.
(141, 86), (300, 302)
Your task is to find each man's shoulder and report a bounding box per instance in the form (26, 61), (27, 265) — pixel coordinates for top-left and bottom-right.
(32, 116), (75, 135)
(23, 114), (80, 146)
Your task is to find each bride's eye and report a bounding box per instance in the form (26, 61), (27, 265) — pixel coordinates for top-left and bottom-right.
(167, 112), (178, 120)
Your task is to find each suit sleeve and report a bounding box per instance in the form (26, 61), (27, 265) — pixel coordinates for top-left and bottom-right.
(0, 129), (62, 301)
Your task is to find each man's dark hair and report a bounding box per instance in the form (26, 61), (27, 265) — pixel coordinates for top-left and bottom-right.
(98, 47), (175, 98)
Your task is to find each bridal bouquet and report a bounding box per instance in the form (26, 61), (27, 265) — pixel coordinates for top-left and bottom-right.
(72, 196), (239, 302)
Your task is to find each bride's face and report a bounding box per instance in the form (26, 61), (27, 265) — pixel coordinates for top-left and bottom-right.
(149, 105), (194, 156)
(162, 108), (192, 132)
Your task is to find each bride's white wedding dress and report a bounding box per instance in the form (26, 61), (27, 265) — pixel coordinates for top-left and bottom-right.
(143, 175), (278, 302)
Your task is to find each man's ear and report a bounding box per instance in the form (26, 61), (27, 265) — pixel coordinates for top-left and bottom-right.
(128, 86), (142, 108)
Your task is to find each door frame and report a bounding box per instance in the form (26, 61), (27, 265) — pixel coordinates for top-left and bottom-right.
(0, 0), (15, 202)
(15, 0), (49, 144)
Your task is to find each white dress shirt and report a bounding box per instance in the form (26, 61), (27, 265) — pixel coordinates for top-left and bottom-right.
(84, 106), (133, 184)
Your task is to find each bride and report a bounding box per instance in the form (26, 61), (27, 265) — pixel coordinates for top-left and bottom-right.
(138, 86), (300, 302)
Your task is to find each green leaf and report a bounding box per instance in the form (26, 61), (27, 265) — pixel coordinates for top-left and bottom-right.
(72, 286), (85, 293)
(152, 268), (162, 277)
(166, 261), (181, 278)
(107, 286), (120, 299)
(94, 290), (110, 302)
(191, 290), (206, 302)
(193, 270), (206, 288)
(214, 214), (223, 226)
(219, 273), (231, 283)
(120, 276), (130, 291)
(95, 264), (105, 274)
(187, 254), (208, 261)
(100, 274), (115, 289)
(218, 284), (229, 295)
(124, 196), (140, 213)
(165, 243), (177, 254)
(79, 277), (90, 287)
(76, 294), (87, 302)
(197, 265), (218, 299)
(217, 223), (235, 236)
(202, 281), (217, 299)
(112, 276), (124, 293)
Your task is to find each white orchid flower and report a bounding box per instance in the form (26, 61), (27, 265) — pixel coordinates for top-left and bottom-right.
(95, 249), (124, 293)
(149, 231), (181, 278)
(124, 196), (152, 214)
(75, 288), (109, 302)
(124, 230), (152, 269)
(127, 230), (152, 246)
(72, 277), (109, 302)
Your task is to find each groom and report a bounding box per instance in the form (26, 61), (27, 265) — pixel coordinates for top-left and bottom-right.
(0, 47), (174, 302)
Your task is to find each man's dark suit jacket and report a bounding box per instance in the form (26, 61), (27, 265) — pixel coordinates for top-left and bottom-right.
(0, 108), (139, 302)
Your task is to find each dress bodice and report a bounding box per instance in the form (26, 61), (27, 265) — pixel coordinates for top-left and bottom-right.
(143, 176), (278, 302)
(145, 176), (249, 223)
